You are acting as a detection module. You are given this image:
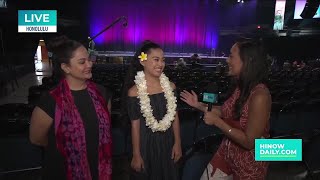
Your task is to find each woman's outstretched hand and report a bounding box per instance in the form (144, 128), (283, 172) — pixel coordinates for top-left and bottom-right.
(180, 90), (200, 108)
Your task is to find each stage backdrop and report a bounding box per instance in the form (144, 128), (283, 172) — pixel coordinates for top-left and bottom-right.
(89, 0), (257, 53)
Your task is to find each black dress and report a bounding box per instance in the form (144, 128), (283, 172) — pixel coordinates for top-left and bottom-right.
(127, 92), (179, 180)
(37, 85), (111, 180)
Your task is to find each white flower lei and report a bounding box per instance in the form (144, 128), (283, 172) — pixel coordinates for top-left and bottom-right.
(134, 71), (177, 132)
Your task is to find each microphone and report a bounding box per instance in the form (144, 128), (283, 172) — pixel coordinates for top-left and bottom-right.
(202, 82), (219, 111)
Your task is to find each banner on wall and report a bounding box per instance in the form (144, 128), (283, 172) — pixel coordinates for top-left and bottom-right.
(273, 0), (286, 30)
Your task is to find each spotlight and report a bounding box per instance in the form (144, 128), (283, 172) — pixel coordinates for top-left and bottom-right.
(237, 0), (240, 2)
(241, 0), (244, 3)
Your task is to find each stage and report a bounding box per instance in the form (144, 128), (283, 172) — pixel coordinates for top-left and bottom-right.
(92, 51), (228, 66)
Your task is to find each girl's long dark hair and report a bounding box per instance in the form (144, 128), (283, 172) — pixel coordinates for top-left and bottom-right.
(232, 40), (270, 120)
(120, 41), (161, 123)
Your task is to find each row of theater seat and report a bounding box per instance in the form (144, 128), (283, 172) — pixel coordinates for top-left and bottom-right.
(1, 104), (320, 178)
(2, 64), (320, 179)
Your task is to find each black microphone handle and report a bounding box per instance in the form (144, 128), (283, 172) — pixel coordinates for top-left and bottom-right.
(208, 103), (213, 111)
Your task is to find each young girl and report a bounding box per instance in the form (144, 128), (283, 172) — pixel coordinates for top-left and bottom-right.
(124, 41), (182, 180)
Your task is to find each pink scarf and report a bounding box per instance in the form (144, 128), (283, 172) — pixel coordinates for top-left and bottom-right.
(50, 79), (112, 180)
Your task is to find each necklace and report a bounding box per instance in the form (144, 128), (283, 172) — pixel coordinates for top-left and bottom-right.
(134, 71), (177, 132)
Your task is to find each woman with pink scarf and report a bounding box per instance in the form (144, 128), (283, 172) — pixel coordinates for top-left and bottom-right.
(30, 36), (112, 180)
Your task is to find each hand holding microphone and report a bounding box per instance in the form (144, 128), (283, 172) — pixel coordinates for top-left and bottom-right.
(202, 82), (219, 112)
(203, 110), (221, 126)
(202, 82), (220, 125)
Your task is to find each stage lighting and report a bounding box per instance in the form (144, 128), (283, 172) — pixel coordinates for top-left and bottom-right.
(241, 0), (244, 3)
(237, 0), (240, 3)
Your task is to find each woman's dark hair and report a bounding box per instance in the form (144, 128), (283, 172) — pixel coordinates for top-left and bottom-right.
(47, 35), (83, 80)
(232, 39), (270, 120)
(120, 41), (161, 122)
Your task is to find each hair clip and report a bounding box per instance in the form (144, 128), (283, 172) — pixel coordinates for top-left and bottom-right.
(138, 52), (148, 62)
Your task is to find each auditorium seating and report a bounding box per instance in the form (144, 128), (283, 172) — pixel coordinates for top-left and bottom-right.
(181, 134), (224, 180)
(178, 108), (201, 149)
(0, 65), (20, 97)
(1, 63), (317, 179)
(266, 130), (320, 179)
(0, 103), (33, 137)
(0, 103), (42, 180)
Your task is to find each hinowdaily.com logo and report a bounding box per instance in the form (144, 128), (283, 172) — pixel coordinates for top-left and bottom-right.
(18, 10), (57, 33)
(255, 139), (302, 161)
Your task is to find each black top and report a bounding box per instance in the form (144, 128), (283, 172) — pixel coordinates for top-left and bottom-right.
(37, 84), (110, 180)
(127, 92), (179, 180)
